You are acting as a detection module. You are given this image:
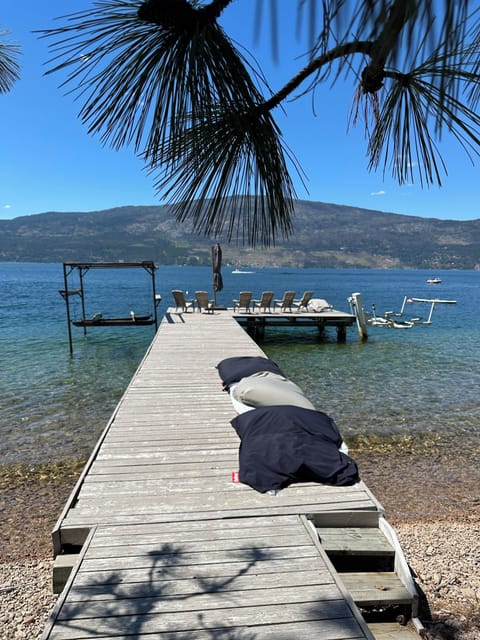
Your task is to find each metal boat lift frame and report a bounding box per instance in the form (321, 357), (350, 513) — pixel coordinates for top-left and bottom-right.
(396, 295), (457, 325)
(59, 261), (160, 355)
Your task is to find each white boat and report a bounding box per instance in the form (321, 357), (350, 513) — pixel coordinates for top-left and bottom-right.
(232, 268), (255, 274)
(426, 277), (442, 284)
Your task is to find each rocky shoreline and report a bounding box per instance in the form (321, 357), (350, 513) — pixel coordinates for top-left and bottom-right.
(2, 520), (479, 640)
(2, 450), (480, 639)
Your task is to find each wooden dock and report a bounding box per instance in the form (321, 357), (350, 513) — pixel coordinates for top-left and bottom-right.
(232, 307), (356, 341)
(42, 309), (421, 639)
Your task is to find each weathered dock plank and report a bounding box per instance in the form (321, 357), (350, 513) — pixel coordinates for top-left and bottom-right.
(62, 483), (378, 524)
(42, 310), (379, 640)
(43, 516), (371, 640)
(56, 311), (380, 538)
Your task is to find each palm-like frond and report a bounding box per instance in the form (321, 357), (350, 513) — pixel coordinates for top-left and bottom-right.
(40, 1), (480, 246)
(277, 1), (471, 62)
(366, 49), (480, 186)
(0, 32), (21, 93)
(465, 14), (480, 107)
(40, 0), (296, 245)
(284, 1), (473, 103)
(151, 106), (297, 246)
(41, 0), (272, 158)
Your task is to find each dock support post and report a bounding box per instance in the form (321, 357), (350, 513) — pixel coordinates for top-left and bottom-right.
(62, 263), (74, 356)
(349, 292), (368, 341)
(316, 323), (326, 337)
(78, 268), (87, 337)
(246, 317), (256, 338)
(255, 319), (265, 340)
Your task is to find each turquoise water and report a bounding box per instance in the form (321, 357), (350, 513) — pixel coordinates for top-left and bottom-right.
(0, 263), (478, 465)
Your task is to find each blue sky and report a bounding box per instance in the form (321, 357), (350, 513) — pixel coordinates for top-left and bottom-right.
(1, 0), (479, 222)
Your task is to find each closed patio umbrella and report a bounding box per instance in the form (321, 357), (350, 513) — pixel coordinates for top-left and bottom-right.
(211, 243), (223, 308)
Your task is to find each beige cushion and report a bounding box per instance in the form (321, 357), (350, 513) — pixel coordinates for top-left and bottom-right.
(231, 371), (315, 410)
(308, 298), (333, 312)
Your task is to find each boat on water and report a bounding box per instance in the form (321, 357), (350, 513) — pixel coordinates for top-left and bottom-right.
(232, 268), (255, 274)
(426, 277), (442, 284)
(73, 313), (154, 327)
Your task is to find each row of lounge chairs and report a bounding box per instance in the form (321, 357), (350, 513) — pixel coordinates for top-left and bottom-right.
(233, 290), (311, 313)
(172, 290), (328, 313)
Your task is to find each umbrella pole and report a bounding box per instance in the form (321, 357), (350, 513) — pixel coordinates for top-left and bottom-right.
(212, 247), (216, 308)
(211, 243), (223, 310)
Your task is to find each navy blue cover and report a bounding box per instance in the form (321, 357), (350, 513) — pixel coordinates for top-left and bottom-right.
(231, 405), (359, 493)
(216, 356), (285, 391)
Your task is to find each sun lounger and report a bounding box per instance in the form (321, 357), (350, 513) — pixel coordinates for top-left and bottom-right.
(172, 290), (195, 312)
(274, 291), (296, 312)
(233, 291), (253, 312)
(292, 291), (314, 311)
(252, 291), (274, 312)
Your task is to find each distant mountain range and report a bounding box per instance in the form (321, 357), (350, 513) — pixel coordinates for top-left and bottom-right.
(1, 200), (479, 269)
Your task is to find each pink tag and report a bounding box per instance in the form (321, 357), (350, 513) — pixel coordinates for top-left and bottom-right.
(231, 471), (240, 483)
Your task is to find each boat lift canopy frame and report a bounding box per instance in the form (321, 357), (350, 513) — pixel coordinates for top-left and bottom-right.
(397, 295), (457, 324)
(59, 261), (160, 355)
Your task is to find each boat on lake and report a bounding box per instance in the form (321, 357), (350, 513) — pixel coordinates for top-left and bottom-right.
(426, 277), (442, 284)
(73, 313), (154, 327)
(232, 267), (255, 274)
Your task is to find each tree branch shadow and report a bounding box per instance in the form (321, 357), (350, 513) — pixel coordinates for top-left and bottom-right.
(53, 542), (273, 638)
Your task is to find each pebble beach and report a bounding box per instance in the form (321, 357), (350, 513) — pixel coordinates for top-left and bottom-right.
(2, 448), (480, 640)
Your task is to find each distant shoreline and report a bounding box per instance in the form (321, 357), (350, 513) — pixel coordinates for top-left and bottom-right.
(1, 200), (479, 269)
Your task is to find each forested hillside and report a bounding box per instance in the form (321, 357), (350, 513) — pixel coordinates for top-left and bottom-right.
(1, 199), (478, 269)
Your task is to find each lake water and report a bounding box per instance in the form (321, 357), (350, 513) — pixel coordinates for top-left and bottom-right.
(1, 263), (478, 466)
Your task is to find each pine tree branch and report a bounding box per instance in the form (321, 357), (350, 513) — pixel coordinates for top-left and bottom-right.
(260, 40), (372, 112)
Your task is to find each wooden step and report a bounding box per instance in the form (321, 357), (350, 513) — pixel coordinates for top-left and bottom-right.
(340, 571), (413, 607)
(317, 526), (395, 556)
(52, 553), (79, 594)
(368, 621), (421, 639)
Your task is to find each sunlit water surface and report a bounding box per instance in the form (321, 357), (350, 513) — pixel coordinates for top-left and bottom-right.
(1, 263), (478, 465)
